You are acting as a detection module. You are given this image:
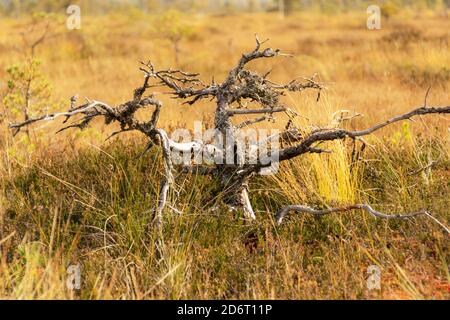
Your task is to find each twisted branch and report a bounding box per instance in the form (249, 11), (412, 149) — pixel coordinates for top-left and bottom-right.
(275, 105), (450, 164)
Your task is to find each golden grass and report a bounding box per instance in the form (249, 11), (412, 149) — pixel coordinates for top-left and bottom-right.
(0, 11), (449, 300)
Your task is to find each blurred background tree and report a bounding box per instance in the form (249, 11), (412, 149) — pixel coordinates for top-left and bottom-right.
(1, 12), (61, 138)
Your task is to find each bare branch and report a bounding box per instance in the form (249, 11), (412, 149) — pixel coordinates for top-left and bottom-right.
(9, 73), (164, 138)
(407, 156), (440, 176)
(268, 75), (325, 93)
(349, 105), (449, 137)
(276, 204), (424, 224)
(236, 116), (267, 129)
(275, 105), (450, 163)
(276, 204), (449, 234)
(330, 110), (363, 127)
(140, 61), (218, 104)
(152, 129), (174, 230)
(224, 35), (283, 86)
(9, 101), (109, 134)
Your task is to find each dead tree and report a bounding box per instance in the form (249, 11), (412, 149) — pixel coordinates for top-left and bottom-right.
(9, 38), (450, 234)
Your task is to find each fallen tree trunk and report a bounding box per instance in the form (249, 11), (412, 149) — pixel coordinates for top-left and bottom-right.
(9, 37), (450, 234)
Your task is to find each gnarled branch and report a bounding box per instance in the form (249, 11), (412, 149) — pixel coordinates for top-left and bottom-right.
(274, 105), (450, 164)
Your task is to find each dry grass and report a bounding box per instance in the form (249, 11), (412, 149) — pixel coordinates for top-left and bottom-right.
(0, 11), (449, 300)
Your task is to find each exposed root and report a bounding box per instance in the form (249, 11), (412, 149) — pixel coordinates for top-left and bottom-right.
(152, 129), (174, 230)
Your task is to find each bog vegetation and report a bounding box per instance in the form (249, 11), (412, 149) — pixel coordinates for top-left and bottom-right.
(0, 3), (449, 299)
